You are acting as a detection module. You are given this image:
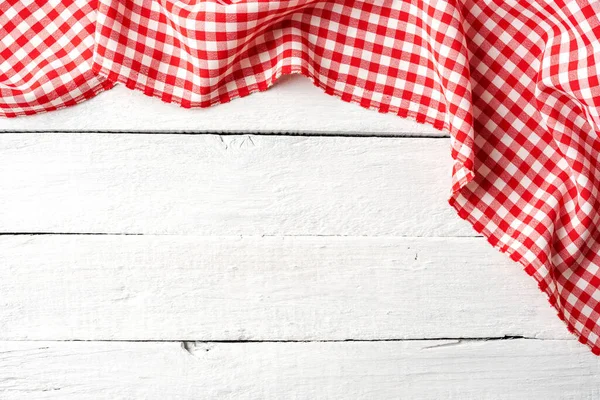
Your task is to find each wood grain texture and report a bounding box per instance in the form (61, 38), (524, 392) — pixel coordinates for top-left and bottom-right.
(0, 76), (443, 135)
(1, 340), (599, 399)
(0, 133), (472, 236)
(0, 235), (568, 341)
(2, 85), (598, 398)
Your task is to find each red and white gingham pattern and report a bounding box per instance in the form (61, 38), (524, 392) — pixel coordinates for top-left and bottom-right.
(451, 0), (600, 351)
(92, 0), (471, 151)
(2, 0), (600, 355)
(0, 0), (113, 117)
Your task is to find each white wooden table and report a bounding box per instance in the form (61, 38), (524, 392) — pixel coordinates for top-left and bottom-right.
(1, 75), (599, 399)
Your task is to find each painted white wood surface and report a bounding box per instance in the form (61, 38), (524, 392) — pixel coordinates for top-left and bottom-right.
(0, 76), (442, 135)
(0, 235), (568, 341)
(1, 340), (599, 400)
(0, 133), (472, 236)
(2, 87), (600, 398)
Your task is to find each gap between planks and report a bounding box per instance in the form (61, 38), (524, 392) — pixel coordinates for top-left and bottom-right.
(0, 130), (449, 139)
(0, 233), (482, 237)
(176, 336), (545, 353)
(3, 336), (535, 343)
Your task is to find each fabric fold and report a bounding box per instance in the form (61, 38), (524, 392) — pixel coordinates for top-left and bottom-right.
(0, 0), (113, 117)
(2, 0), (600, 355)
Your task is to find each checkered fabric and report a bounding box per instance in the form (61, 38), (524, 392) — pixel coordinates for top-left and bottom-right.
(2, 0), (600, 355)
(0, 0), (113, 117)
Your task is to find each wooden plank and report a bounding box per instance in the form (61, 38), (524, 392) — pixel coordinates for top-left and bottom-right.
(0, 340), (598, 399)
(0, 76), (443, 135)
(0, 235), (568, 341)
(0, 133), (472, 236)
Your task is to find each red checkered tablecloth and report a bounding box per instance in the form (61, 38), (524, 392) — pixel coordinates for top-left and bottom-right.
(2, 0), (600, 354)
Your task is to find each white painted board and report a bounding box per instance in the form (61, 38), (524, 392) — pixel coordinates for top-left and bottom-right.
(2, 73), (598, 399)
(1, 340), (598, 399)
(0, 76), (443, 135)
(0, 235), (568, 341)
(0, 133), (471, 236)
